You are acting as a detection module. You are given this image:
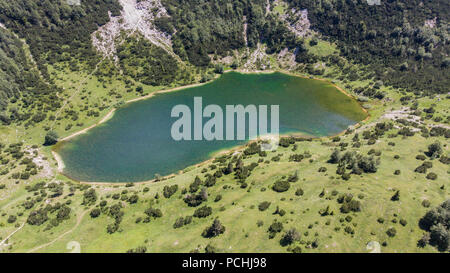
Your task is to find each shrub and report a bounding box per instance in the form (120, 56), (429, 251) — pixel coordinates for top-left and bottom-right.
(400, 219), (407, 226)
(173, 217), (185, 229)
(7, 215), (17, 223)
(202, 218), (225, 238)
(27, 209), (48, 226)
(319, 205), (332, 216)
(289, 154), (304, 162)
(163, 185), (178, 198)
(268, 221), (283, 236)
(426, 142), (443, 158)
(214, 64), (224, 74)
(342, 173), (351, 181)
(318, 189), (326, 198)
(439, 156), (450, 165)
(193, 206), (212, 218)
(184, 216), (193, 225)
(344, 226), (354, 235)
(189, 176), (202, 193)
(291, 246), (302, 253)
(422, 200), (431, 208)
(273, 206), (286, 216)
(386, 227), (397, 237)
(126, 246), (147, 253)
(391, 190), (400, 201)
(128, 194), (139, 204)
(214, 195), (222, 202)
(204, 175), (216, 187)
(414, 164), (428, 173)
(184, 189), (208, 207)
(426, 172), (438, 180)
(82, 189), (97, 206)
(295, 188), (304, 196)
(340, 200), (361, 213)
(144, 207), (163, 218)
(281, 228), (300, 246)
(329, 150), (341, 163)
(419, 199), (450, 251)
(205, 244), (217, 253)
(107, 223), (119, 234)
(429, 224), (449, 251)
(287, 171), (299, 182)
(418, 233), (430, 248)
(44, 131), (58, 146)
(258, 201), (271, 211)
(90, 208), (101, 218)
(272, 180), (290, 192)
(416, 154), (426, 161)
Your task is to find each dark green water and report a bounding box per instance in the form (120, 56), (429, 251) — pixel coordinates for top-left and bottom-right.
(57, 72), (367, 182)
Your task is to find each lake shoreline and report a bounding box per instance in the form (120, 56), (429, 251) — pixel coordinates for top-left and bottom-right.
(53, 70), (370, 185)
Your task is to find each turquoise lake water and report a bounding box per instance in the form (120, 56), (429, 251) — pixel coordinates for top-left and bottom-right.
(57, 72), (367, 182)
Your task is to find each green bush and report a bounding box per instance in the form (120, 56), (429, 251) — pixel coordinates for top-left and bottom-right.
(426, 172), (438, 180)
(202, 218), (225, 238)
(258, 201), (271, 211)
(193, 206), (212, 218)
(386, 227), (397, 237)
(272, 180), (290, 192)
(163, 185), (179, 198)
(44, 131), (59, 146)
(7, 215), (17, 223)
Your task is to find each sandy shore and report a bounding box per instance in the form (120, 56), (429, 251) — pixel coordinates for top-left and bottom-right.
(60, 109), (116, 142)
(126, 81), (210, 103)
(53, 70), (370, 185)
(51, 151), (65, 172)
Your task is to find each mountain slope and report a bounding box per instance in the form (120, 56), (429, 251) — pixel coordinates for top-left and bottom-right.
(287, 0), (450, 94)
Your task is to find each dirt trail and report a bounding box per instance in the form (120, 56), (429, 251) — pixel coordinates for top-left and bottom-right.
(27, 210), (88, 253)
(0, 223), (25, 250)
(51, 58), (106, 129)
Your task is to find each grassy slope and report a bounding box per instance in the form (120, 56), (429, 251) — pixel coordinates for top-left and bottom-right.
(6, 131), (448, 253)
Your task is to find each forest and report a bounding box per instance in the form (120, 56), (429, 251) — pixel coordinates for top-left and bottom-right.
(0, 0), (121, 78)
(160, 0), (298, 66)
(286, 0), (450, 94)
(0, 26), (57, 125)
(0, 0), (121, 124)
